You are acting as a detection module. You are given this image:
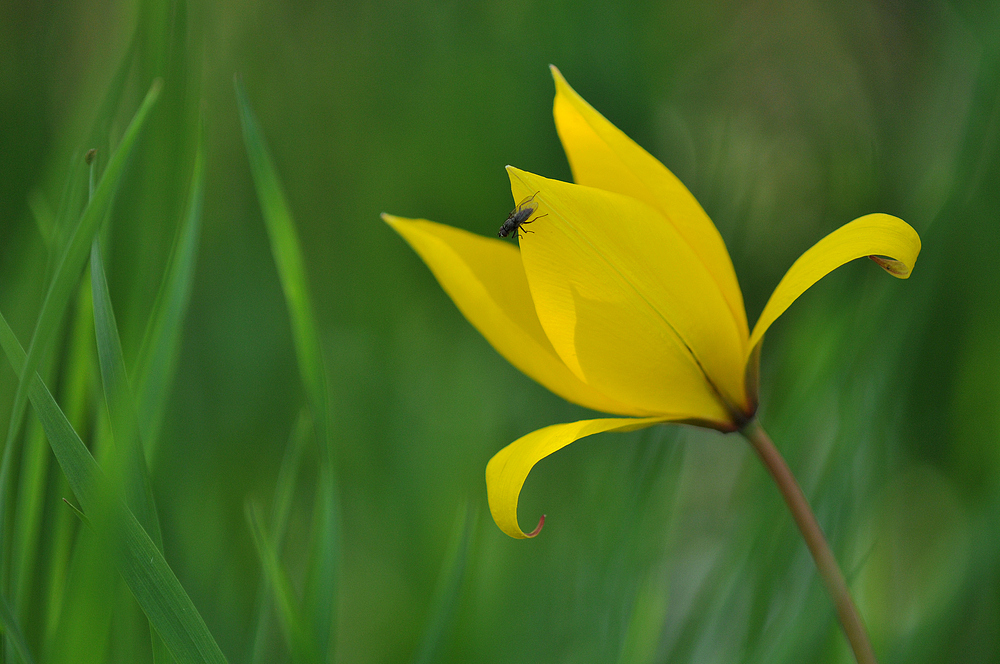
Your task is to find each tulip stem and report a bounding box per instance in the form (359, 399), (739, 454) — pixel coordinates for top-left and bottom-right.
(740, 418), (877, 664)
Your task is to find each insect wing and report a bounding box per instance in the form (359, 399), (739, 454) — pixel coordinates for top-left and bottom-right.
(515, 193), (540, 217)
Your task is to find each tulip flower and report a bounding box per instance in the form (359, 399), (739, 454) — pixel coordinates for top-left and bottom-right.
(383, 66), (919, 664)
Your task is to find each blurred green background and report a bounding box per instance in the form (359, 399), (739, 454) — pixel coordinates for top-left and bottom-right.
(1, 0), (999, 662)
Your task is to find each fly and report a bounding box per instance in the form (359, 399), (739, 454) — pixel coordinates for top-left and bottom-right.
(498, 191), (547, 240)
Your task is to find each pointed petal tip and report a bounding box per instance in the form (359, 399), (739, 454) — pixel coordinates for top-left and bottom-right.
(505, 166), (533, 193)
(525, 514), (546, 538)
(505, 165), (532, 183)
(382, 213), (419, 237)
(549, 65), (570, 91)
(868, 255), (912, 278)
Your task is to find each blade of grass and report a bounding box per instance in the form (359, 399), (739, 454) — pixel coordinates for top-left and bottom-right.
(0, 592), (35, 664)
(122, 0), (196, 338)
(61, 498), (89, 525)
(249, 409), (312, 664)
(42, 280), (95, 647)
(0, 310), (229, 664)
(90, 237), (162, 545)
(10, 149), (90, 659)
(615, 568), (669, 664)
(235, 76), (341, 661)
(8, 145), (93, 630)
(412, 503), (477, 664)
(0, 80), (163, 587)
(246, 503), (320, 664)
(10, 416), (50, 621)
(133, 132), (205, 461)
(91, 234), (174, 664)
(45, 509), (116, 664)
(233, 78), (326, 426)
(303, 478), (339, 661)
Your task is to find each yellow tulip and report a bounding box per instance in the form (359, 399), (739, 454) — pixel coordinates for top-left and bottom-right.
(383, 66), (920, 541)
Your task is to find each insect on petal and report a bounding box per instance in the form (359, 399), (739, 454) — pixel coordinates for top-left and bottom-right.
(508, 167), (750, 425)
(383, 214), (648, 416)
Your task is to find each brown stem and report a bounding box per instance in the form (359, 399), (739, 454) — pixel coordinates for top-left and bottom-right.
(740, 418), (877, 664)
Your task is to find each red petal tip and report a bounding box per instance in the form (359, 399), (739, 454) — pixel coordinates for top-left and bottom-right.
(868, 255), (908, 277)
(526, 514), (546, 538)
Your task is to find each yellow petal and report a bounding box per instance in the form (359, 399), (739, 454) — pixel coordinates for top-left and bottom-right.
(486, 416), (674, 538)
(550, 65), (749, 343)
(748, 213), (922, 355)
(507, 167), (749, 425)
(382, 214), (646, 416)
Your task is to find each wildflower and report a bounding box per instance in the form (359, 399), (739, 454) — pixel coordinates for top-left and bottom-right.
(382, 67), (919, 541)
(385, 66), (919, 662)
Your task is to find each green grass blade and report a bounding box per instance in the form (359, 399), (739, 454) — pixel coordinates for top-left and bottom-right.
(0, 311), (228, 664)
(10, 416), (50, 619)
(114, 508), (225, 664)
(246, 503), (320, 664)
(42, 281), (95, 645)
(134, 133), (205, 460)
(45, 516), (116, 664)
(92, 226), (169, 664)
(90, 238), (162, 547)
(235, 76), (341, 661)
(126, 0), (197, 342)
(269, 411), (313, 552)
(412, 503), (477, 664)
(0, 592), (35, 664)
(233, 80), (325, 423)
(0, 79), (163, 567)
(249, 409), (312, 664)
(302, 478), (339, 661)
(615, 568), (670, 664)
(15, 151), (90, 656)
(0, 313), (101, 507)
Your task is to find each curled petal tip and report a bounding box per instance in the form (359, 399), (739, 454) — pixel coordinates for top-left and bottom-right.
(868, 254), (911, 278)
(526, 514), (546, 538)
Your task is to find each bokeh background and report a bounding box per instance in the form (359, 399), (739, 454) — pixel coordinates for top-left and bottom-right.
(1, 0), (999, 662)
